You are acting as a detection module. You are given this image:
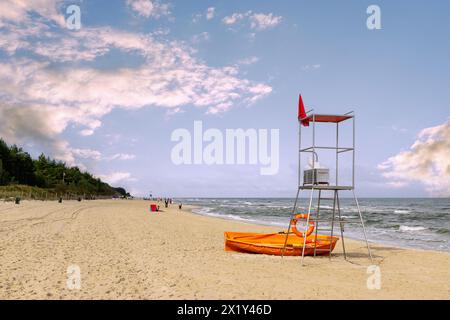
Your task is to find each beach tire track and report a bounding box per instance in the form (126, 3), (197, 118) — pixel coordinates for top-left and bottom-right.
(0, 207), (72, 232)
(30, 205), (95, 227)
(0, 204), (97, 233)
(0, 202), (60, 214)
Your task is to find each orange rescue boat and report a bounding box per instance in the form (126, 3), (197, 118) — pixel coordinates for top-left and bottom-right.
(224, 214), (339, 256)
(224, 232), (339, 256)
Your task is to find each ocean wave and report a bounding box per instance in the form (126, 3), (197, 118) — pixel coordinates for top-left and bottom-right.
(184, 198), (450, 252)
(194, 207), (213, 214)
(399, 225), (426, 232)
(262, 205), (291, 209)
(192, 207), (257, 224)
(394, 210), (411, 214)
(436, 228), (450, 235)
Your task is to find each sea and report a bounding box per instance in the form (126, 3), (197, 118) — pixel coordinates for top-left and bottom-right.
(179, 198), (450, 252)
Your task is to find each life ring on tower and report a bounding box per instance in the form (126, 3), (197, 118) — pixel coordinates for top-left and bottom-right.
(290, 214), (315, 237)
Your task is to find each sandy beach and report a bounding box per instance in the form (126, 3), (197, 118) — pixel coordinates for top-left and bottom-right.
(0, 199), (449, 300)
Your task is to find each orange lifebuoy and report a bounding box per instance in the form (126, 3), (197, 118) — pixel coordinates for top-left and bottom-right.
(290, 214), (315, 238)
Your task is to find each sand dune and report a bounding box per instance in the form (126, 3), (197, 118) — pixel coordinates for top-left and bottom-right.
(0, 199), (449, 299)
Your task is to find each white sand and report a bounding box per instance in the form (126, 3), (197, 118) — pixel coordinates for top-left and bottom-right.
(0, 199), (449, 299)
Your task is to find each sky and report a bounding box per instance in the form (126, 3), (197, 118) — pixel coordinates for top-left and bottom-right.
(0, 0), (449, 198)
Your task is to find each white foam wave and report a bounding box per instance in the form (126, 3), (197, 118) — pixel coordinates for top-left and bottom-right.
(192, 207), (256, 224)
(399, 226), (426, 232)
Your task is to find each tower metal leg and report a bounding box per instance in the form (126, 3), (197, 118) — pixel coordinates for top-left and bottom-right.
(352, 190), (373, 261)
(281, 187), (301, 258)
(301, 188), (315, 266)
(336, 192), (347, 260)
(313, 190), (321, 256)
(329, 190), (337, 260)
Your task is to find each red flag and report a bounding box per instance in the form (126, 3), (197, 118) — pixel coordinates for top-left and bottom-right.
(298, 94), (309, 126)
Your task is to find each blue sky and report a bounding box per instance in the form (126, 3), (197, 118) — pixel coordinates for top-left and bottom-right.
(0, 0), (449, 197)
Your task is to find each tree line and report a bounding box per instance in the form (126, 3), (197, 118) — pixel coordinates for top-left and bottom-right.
(0, 138), (129, 197)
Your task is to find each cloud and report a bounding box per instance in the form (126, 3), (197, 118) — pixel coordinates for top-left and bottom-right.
(191, 31), (210, 43)
(106, 153), (136, 161)
(222, 12), (246, 25)
(0, 3), (272, 165)
(378, 119), (450, 196)
(0, 0), (65, 27)
(391, 125), (408, 133)
(0, 103), (78, 164)
(206, 7), (215, 20)
(301, 64), (321, 71)
(249, 13), (282, 30)
(192, 7), (215, 23)
(192, 13), (202, 23)
(0, 100), (132, 166)
(237, 56), (259, 66)
(126, 0), (170, 18)
(222, 11), (282, 30)
(96, 172), (137, 185)
(71, 148), (102, 161)
(70, 150), (136, 162)
(205, 102), (233, 115)
(80, 129), (95, 136)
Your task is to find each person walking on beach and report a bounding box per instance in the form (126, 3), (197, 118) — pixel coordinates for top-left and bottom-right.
(165, 198), (169, 208)
(179, 203), (182, 210)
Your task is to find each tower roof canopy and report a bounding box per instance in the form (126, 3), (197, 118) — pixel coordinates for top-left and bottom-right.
(302, 114), (353, 123)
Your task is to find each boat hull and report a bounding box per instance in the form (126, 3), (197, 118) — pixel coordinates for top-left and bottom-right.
(224, 232), (339, 256)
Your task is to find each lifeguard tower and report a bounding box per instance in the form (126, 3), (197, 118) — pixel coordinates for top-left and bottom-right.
(283, 95), (373, 265)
